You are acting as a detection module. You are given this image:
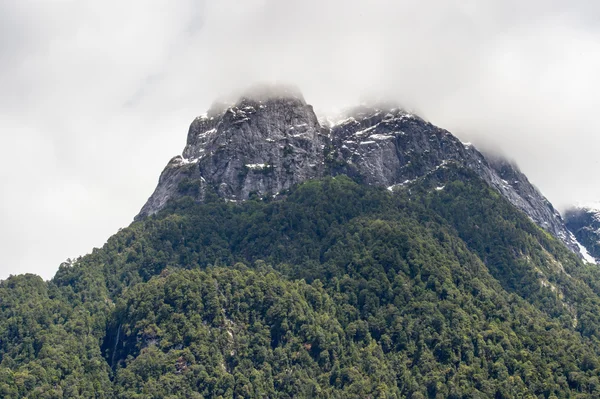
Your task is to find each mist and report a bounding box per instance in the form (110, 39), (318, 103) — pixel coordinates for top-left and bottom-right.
(1, 0), (599, 279)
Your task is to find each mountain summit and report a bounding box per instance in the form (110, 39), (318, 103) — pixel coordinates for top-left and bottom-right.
(137, 86), (580, 254)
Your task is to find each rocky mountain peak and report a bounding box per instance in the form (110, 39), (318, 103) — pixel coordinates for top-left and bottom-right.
(137, 87), (326, 219)
(136, 87), (581, 256)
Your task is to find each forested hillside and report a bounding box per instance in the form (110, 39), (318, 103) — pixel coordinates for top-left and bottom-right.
(3, 167), (600, 398)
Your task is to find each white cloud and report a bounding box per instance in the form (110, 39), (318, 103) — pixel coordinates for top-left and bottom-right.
(1, 0), (599, 279)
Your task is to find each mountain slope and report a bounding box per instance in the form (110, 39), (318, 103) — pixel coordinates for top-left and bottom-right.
(4, 174), (600, 397)
(107, 267), (399, 398)
(0, 274), (113, 398)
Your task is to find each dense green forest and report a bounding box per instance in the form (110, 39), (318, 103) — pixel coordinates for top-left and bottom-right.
(4, 166), (600, 398)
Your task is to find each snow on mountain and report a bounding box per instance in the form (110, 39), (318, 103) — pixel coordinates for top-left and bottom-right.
(565, 205), (600, 264)
(137, 86), (580, 255)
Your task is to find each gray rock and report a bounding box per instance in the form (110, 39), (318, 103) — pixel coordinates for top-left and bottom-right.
(565, 206), (600, 262)
(137, 88), (327, 218)
(136, 88), (580, 254)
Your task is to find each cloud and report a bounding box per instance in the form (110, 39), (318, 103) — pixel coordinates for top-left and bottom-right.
(1, 0), (599, 279)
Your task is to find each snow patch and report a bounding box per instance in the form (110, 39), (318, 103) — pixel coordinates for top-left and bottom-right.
(370, 134), (394, 141)
(177, 156), (201, 165)
(292, 132), (310, 138)
(197, 128), (217, 138)
(433, 160), (449, 171)
(388, 179), (414, 192)
(245, 163), (268, 170)
(331, 117), (357, 126)
(353, 126), (377, 137)
(572, 234), (597, 264)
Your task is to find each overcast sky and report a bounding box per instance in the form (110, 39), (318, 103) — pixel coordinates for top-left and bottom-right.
(1, 0), (600, 280)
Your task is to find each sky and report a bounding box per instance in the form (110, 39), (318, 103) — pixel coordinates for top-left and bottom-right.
(1, 0), (600, 280)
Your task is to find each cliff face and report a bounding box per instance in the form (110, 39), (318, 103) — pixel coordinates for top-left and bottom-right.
(137, 90), (328, 218)
(136, 89), (579, 253)
(565, 206), (600, 263)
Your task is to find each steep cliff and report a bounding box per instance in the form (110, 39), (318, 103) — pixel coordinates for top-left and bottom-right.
(137, 88), (579, 253)
(565, 205), (600, 263)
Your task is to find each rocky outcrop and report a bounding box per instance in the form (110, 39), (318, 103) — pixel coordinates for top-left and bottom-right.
(322, 106), (578, 253)
(136, 87), (579, 254)
(137, 88), (328, 218)
(565, 206), (600, 263)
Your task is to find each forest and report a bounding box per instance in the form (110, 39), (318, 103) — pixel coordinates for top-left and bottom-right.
(3, 167), (600, 398)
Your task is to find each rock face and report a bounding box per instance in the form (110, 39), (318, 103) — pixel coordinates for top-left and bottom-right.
(137, 88), (328, 218)
(565, 206), (600, 263)
(137, 87), (579, 254)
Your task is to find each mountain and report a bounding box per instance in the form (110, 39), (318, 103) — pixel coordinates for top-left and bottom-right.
(565, 205), (600, 263)
(137, 86), (579, 255)
(4, 87), (600, 398)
